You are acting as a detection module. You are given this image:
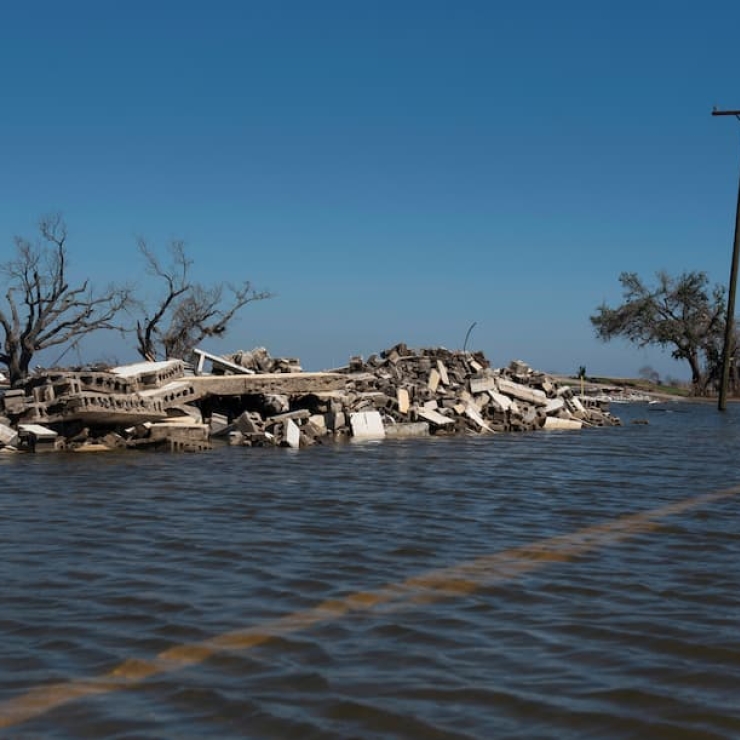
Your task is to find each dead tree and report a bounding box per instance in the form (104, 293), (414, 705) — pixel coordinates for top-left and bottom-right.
(134, 238), (272, 361)
(0, 214), (131, 385)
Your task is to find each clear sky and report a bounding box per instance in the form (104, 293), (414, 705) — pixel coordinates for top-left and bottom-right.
(2, 0), (740, 380)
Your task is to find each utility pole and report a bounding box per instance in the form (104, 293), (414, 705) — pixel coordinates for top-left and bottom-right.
(711, 108), (740, 410)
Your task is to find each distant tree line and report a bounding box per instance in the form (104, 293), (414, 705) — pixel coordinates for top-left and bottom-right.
(0, 213), (272, 385)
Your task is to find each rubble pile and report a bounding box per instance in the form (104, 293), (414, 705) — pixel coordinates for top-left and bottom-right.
(0, 344), (620, 454)
(333, 344), (619, 437)
(225, 347), (302, 374)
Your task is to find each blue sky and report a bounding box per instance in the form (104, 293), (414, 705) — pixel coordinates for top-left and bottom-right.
(2, 1), (740, 379)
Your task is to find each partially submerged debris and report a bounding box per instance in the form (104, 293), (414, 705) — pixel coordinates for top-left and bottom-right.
(0, 344), (620, 453)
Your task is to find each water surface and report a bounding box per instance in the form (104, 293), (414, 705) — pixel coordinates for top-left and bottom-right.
(1, 401), (739, 739)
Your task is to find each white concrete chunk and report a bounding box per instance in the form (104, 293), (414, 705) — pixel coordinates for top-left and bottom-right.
(487, 390), (512, 411)
(544, 398), (565, 415)
(416, 407), (454, 426)
(111, 359), (182, 378)
(285, 418), (301, 448)
(18, 424), (58, 440)
(350, 410), (386, 439)
(465, 404), (494, 432)
(397, 388), (410, 414)
(497, 378), (548, 406)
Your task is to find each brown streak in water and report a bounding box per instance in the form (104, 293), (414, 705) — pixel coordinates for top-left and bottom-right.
(1, 485), (737, 730)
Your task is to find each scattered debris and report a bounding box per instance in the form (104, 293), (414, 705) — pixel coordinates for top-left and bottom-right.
(0, 344), (621, 453)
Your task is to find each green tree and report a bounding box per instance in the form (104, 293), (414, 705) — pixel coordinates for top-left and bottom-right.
(590, 271), (726, 396)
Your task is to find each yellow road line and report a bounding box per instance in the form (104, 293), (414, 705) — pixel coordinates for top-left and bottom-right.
(1, 484), (737, 730)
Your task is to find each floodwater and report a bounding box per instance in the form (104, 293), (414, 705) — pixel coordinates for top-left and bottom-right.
(1, 402), (739, 739)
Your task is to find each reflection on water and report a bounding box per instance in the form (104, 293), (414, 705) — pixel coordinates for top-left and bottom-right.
(1, 401), (739, 739)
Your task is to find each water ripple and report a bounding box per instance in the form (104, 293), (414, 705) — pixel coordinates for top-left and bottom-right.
(1, 402), (740, 738)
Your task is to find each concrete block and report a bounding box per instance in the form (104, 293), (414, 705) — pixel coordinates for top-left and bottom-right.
(544, 398), (565, 414)
(308, 414), (327, 433)
(473, 393), (490, 410)
(509, 360), (530, 375)
(470, 376), (497, 394)
(465, 404), (494, 432)
(397, 388), (410, 414)
(0, 423), (18, 446)
(18, 423), (59, 452)
(487, 390), (512, 411)
(350, 411), (386, 439)
(540, 379), (554, 395)
(18, 423), (58, 440)
(417, 407), (454, 426)
(209, 412), (229, 436)
(567, 396), (587, 415)
(543, 417), (583, 431)
(234, 411), (263, 434)
(384, 422), (430, 438)
(436, 360), (449, 386)
(147, 422), (210, 443)
(2, 390), (25, 414)
(267, 409), (311, 423)
(327, 411), (346, 431)
(428, 368), (440, 393)
(497, 378), (547, 406)
(285, 418), (301, 448)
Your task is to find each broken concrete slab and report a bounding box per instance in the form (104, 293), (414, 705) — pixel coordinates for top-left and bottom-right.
(470, 376), (497, 394)
(544, 398), (565, 415)
(436, 360), (449, 386)
(487, 390), (512, 411)
(18, 423), (59, 452)
(111, 359), (185, 388)
(428, 368), (441, 393)
(0, 423), (18, 447)
(384, 421), (430, 438)
(193, 348), (255, 375)
(465, 404), (495, 433)
(397, 388), (410, 414)
(350, 410), (386, 439)
(496, 378), (548, 406)
(284, 418), (301, 448)
(416, 407), (455, 427)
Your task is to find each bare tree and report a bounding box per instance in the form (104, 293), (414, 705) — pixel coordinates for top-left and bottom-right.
(134, 238), (272, 361)
(0, 214), (131, 385)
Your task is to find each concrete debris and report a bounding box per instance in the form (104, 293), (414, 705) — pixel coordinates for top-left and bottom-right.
(17, 423), (60, 452)
(349, 410), (386, 440)
(0, 344), (620, 453)
(0, 422), (18, 447)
